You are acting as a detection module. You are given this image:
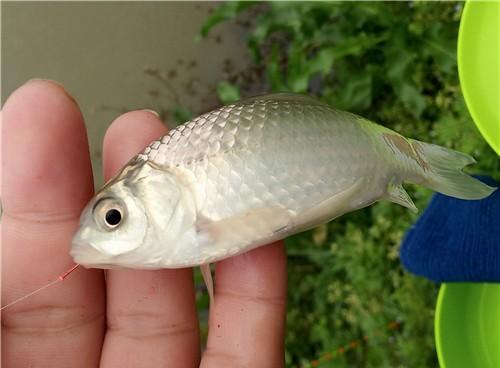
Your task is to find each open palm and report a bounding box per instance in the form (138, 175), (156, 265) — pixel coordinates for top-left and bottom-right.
(1, 80), (287, 367)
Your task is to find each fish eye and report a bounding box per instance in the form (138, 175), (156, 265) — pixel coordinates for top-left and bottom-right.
(93, 197), (126, 231)
(105, 208), (122, 227)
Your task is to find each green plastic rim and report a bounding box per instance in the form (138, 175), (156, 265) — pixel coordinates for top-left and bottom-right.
(435, 283), (500, 368)
(458, 1), (500, 155)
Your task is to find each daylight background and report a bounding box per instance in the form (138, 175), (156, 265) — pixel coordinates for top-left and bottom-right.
(3, 2), (499, 368)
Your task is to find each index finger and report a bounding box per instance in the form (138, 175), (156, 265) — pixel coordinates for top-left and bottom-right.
(1, 80), (105, 367)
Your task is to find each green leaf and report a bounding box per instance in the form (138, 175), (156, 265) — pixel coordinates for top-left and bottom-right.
(286, 40), (308, 92)
(335, 73), (373, 111)
(217, 81), (241, 104)
(397, 82), (427, 118)
(172, 106), (192, 124)
(267, 45), (287, 91)
(199, 2), (258, 38)
(422, 23), (457, 74)
(386, 51), (415, 84)
(310, 47), (337, 75)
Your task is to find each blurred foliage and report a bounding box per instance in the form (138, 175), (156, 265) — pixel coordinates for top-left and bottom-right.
(201, 2), (499, 367)
(217, 80), (241, 104)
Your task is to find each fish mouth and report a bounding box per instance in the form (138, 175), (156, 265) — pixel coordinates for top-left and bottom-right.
(70, 250), (120, 269)
(70, 236), (114, 269)
(70, 235), (142, 270)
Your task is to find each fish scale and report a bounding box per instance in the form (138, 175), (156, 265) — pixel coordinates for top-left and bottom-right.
(140, 98), (389, 223)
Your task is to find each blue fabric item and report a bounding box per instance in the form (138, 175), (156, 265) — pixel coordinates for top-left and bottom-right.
(400, 175), (500, 282)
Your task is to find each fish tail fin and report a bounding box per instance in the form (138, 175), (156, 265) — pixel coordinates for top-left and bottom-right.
(409, 139), (496, 200)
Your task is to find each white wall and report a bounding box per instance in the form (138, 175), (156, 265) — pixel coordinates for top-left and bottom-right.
(2, 2), (250, 185)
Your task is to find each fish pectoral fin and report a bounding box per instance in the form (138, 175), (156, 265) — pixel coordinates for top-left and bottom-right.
(200, 263), (214, 306)
(384, 182), (418, 213)
(196, 206), (294, 250)
(294, 177), (365, 232)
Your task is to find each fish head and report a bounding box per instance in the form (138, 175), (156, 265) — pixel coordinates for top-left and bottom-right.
(71, 160), (192, 269)
(71, 180), (148, 268)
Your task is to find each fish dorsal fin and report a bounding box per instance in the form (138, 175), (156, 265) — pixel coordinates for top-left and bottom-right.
(237, 93), (329, 107)
(385, 183), (418, 213)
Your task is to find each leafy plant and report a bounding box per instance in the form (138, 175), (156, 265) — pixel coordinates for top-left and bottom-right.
(201, 2), (499, 367)
(217, 80), (241, 104)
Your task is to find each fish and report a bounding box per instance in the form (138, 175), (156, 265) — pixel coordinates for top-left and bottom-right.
(70, 93), (496, 274)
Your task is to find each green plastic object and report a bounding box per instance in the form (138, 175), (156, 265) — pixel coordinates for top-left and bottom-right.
(435, 3), (500, 367)
(458, 1), (500, 155)
(435, 283), (500, 368)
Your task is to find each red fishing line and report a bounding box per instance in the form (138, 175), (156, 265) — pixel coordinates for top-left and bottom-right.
(1, 264), (80, 311)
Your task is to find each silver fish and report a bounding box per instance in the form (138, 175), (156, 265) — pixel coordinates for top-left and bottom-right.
(71, 93), (495, 271)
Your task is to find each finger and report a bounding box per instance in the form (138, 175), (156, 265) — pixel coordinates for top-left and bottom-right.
(1, 80), (105, 367)
(100, 111), (200, 368)
(201, 241), (287, 368)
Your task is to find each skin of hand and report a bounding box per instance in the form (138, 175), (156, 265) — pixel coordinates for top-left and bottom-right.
(1, 80), (287, 367)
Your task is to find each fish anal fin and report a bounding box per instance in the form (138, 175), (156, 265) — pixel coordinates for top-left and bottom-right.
(385, 182), (418, 213)
(200, 263), (214, 307)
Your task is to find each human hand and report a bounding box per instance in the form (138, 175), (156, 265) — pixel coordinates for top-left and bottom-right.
(1, 80), (287, 367)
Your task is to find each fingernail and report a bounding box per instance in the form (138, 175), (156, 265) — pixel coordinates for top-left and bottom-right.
(25, 78), (77, 105)
(26, 78), (65, 89)
(142, 109), (160, 117)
